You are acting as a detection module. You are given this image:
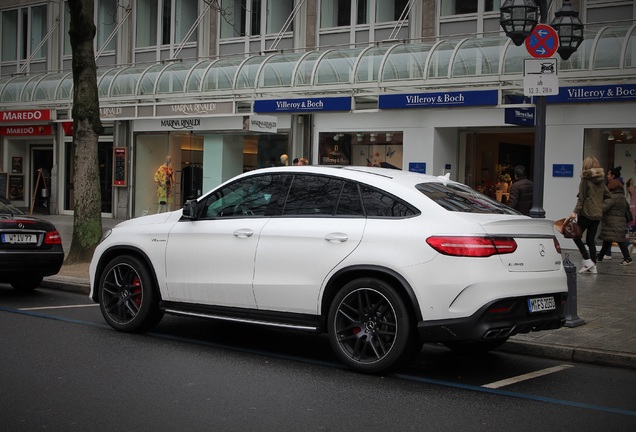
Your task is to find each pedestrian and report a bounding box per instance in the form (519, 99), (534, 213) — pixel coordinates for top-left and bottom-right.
(596, 179), (633, 265)
(507, 165), (533, 215)
(600, 166), (625, 260)
(570, 156), (611, 273)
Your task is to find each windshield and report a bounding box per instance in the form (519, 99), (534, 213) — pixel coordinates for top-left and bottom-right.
(0, 197), (25, 215)
(416, 182), (520, 215)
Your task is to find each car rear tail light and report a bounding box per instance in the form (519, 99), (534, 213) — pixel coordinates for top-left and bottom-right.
(45, 230), (62, 245)
(426, 236), (517, 257)
(553, 237), (562, 254)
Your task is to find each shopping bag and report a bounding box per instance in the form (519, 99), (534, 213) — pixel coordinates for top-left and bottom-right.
(554, 217), (581, 239)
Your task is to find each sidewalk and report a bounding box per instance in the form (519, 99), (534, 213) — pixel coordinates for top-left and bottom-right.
(38, 213), (636, 370)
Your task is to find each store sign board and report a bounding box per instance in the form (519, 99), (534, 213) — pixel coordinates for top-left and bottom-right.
(0, 109), (53, 122)
(244, 115), (278, 133)
(100, 106), (136, 119)
(505, 107), (535, 126)
(379, 90), (498, 109)
(547, 84), (636, 103)
(0, 125), (53, 136)
(155, 102), (233, 117)
(253, 97), (352, 113)
(134, 117), (240, 132)
(552, 164), (574, 177)
(408, 162), (426, 174)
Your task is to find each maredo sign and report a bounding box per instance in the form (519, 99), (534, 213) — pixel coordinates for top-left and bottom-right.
(0, 109), (53, 122)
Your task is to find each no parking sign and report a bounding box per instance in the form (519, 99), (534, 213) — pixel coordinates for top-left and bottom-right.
(525, 24), (559, 58)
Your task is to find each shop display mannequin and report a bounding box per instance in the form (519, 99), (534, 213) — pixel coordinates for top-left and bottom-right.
(154, 155), (174, 213)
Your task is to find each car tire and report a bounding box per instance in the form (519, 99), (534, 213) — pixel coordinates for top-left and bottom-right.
(98, 255), (163, 332)
(10, 276), (44, 292)
(328, 278), (415, 374)
(443, 338), (509, 354)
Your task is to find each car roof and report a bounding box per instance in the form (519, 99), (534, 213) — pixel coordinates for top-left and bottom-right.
(250, 165), (448, 188)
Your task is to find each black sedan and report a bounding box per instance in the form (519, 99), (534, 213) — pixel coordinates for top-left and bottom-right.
(0, 197), (64, 291)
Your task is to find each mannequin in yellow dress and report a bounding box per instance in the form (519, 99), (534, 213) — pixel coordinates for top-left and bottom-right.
(154, 155), (174, 212)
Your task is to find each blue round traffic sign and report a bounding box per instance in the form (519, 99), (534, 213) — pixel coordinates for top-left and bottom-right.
(525, 24), (559, 58)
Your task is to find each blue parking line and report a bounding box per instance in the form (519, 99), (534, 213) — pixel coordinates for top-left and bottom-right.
(2, 305), (636, 418)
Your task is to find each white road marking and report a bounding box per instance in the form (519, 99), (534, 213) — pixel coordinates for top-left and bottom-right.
(19, 304), (100, 311)
(482, 364), (574, 389)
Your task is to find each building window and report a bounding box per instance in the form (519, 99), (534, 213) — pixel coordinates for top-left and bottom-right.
(136, 0), (197, 48)
(1, 9), (18, 61)
(220, 0), (293, 39)
(1, 5), (48, 62)
(320, 0), (408, 28)
(440, 0), (501, 16)
(97, 0), (118, 52)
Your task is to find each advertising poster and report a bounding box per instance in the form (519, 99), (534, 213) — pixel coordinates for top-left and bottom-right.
(9, 175), (24, 200)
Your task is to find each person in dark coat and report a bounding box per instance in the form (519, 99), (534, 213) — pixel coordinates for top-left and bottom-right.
(570, 156), (611, 273)
(596, 179), (633, 265)
(507, 165), (533, 215)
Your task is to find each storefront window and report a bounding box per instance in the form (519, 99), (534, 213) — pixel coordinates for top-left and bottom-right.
(133, 131), (289, 218)
(583, 128), (636, 235)
(318, 132), (404, 169)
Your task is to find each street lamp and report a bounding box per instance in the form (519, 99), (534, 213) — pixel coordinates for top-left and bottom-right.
(500, 0), (584, 218)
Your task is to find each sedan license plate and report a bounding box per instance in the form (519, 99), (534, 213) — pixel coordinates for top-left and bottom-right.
(528, 296), (556, 313)
(1, 233), (37, 244)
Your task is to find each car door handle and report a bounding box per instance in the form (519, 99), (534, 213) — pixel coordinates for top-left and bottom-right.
(325, 232), (349, 243)
(233, 229), (254, 238)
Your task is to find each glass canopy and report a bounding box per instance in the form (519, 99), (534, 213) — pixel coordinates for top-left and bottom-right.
(0, 26), (633, 106)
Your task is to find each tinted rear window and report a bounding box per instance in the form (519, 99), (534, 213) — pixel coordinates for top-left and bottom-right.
(416, 182), (519, 215)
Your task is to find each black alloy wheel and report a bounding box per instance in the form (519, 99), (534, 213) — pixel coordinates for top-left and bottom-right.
(98, 255), (163, 332)
(328, 278), (415, 374)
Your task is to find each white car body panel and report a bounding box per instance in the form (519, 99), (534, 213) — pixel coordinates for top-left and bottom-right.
(253, 217), (366, 314)
(165, 218), (270, 308)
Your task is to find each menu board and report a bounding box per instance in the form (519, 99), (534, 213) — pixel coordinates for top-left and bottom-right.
(0, 172), (7, 198)
(9, 175), (24, 200)
(113, 147), (127, 186)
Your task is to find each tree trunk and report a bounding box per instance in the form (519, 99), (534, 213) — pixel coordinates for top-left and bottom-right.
(66, 0), (103, 264)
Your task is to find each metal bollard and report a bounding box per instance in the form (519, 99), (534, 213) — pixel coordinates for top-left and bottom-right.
(563, 254), (585, 328)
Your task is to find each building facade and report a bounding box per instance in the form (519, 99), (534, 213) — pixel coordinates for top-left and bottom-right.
(0, 0), (634, 225)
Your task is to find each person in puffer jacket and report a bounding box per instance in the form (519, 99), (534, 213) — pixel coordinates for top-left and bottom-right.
(507, 165), (533, 215)
(596, 179), (633, 266)
(570, 156), (611, 273)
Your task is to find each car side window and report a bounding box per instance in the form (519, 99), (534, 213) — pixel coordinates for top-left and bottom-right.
(335, 181), (364, 216)
(282, 175), (344, 216)
(200, 174), (280, 218)
(361, 186), (418, 218)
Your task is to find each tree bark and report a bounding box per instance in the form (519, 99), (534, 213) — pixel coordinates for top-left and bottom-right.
(66, 0), (103, 263)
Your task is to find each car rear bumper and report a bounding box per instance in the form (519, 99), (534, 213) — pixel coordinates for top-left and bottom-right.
(417, 292), (568, 342)
(0, 249), (64, 277)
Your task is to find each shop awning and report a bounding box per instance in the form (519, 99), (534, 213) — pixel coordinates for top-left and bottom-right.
(1, 25), (634, 108)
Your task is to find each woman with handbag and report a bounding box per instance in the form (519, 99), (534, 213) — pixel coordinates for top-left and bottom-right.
(570, 156), (611, 273)
(596, 179), (633, 265)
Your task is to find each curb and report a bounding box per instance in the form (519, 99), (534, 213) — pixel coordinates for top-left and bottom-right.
(501, 340), (636, 371)
(42, 276), (90, 295)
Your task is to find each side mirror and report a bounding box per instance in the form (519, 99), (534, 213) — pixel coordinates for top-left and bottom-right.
(182, 199), (198, 220)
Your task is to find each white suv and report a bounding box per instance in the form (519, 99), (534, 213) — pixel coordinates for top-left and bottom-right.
(90, 166), (567, 373)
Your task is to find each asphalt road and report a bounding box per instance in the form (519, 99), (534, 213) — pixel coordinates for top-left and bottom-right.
(1, 285), (635, 432)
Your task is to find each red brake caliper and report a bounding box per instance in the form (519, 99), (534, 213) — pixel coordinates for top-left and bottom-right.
(132, 278), (142, 306)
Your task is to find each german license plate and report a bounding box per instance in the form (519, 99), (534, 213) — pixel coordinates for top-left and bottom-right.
(1, 233), (37, 244)
(528, 296), (556, 313)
